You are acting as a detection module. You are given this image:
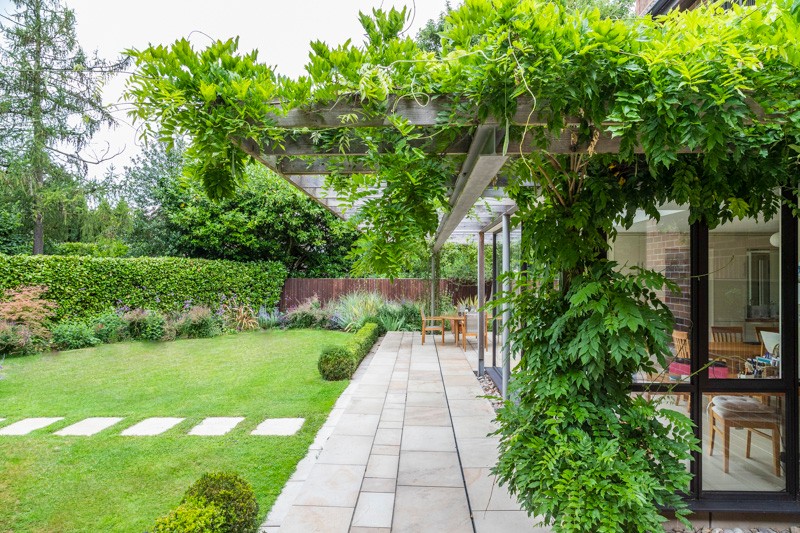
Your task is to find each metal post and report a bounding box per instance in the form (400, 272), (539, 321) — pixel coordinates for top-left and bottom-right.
(492, 232), (498, 367)
(478, 231), (485, 375)
(430, 250), (440, 315)
(502, 213), (511, 399)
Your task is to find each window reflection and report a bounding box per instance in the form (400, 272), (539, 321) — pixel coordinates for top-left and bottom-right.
(610, 206), (690, 384)
(709, 216), (781, 379)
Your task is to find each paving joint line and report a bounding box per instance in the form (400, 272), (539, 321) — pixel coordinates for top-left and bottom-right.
(433, 334), (479, 533)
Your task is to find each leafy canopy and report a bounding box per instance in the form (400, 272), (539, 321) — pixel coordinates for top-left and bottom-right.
(125, 1), (800, 529)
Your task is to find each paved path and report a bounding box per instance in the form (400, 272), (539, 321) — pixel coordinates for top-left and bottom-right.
(263, 331), (549, 533)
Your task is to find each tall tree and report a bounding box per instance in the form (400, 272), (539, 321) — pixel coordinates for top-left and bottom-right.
(0, 0), (125, 254)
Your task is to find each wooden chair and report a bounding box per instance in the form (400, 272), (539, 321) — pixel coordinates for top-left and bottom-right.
(420, 309), (445, 345)
(708, 395), (782, 476)
(711, 325), (744, 343)
(669, 330), (691, 411)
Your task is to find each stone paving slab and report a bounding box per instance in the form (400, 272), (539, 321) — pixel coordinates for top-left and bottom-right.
(251, 418), (304, 436)
(55, 417), (123, 436)
(0, 417), (64, 435)
(189, 417), (245, 436)
(121, 417), (184, 436)
(352, 491), (394, 528)
(263, 331), (548, 532)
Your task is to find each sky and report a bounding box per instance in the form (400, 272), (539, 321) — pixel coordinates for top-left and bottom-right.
(0, 0), (450, 180)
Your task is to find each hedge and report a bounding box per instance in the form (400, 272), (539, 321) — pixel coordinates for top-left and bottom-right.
(0, 255), (287, 321)
(318, 322), (381, 381)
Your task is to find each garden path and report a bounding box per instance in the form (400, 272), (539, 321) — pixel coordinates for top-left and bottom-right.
(261, 331), (549, 533)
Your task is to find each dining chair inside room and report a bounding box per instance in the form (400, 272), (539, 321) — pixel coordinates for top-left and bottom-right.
(711, 325), (744, 343)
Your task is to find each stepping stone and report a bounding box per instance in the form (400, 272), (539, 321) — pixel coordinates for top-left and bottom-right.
(55, 417), (124, 436)
(251, 418), (304, 436)
(121, 417), (184, 436)
(0, 417), (64, 435)
(188, 417), (245, 436)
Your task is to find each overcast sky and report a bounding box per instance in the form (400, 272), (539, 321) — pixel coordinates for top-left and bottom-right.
(0, 0), (450, 180)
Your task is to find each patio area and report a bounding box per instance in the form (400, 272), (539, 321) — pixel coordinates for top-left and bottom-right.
(260, 331), (546, 533)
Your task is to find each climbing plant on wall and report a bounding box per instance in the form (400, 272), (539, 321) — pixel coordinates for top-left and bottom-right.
(125, 0), (800, 529)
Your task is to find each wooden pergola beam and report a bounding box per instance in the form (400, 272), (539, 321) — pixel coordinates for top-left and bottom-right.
(267, 95), (569, 129)
(242, 128), (689, 159)
(433, 126), (509, 252)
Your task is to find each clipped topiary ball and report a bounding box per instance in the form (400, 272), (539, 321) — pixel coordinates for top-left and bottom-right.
(151, 501), (225, 533)
(317, 345), (356, 381)
(182, 472), (259, 533)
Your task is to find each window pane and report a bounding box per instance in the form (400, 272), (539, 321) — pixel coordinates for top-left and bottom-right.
(708, 216), (781, 379)
(702, 393), (785, 491)
(610, 206), (690, 384)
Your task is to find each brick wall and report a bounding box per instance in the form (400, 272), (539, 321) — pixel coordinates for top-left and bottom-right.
(646, 228), (692, 331)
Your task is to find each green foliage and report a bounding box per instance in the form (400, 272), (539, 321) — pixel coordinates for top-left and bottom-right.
(0, 320), (34, 356)
(348, 322), (380, 363)
(0, 255), (287, 321)
(0, 285), (57, 343)
(123, 309), (167, 342)
(219, 298), (259, 332)
(256, 307), (283, 329)
(174, 306), (223, 339)
(0, 202), (28, 255)
(494, 266), (696, 531)
(317, 345), (357, 381)
(90, 312), (128, 344)
(0, 0), (127, 254)
(51, 321), (101, 351)
(317, 322), (380, 380)
(151, 502), (225, 533)
(284, 296), (331, 329)
(181, 472), (259, 533)
(122, 143), (356, 276)
(52, 240), (129, 258)
(328, 291), (384, 331)
(125, 0), (800, 527)
(125, 37), (279, 200)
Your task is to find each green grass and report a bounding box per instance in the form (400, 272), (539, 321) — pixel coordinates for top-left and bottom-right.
(0, 329), (351, 533)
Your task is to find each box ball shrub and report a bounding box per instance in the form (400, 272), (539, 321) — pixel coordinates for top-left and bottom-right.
(181, 472), (259, 533)
(51, 321), (101, 351)
(151, 502), (225, 533)
(318, 345), (357, 381)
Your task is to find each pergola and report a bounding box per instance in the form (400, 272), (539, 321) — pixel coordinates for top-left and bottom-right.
(235, 95), (693, 395)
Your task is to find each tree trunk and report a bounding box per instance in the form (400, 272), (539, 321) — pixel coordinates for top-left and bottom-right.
(33, 209), (44, 254)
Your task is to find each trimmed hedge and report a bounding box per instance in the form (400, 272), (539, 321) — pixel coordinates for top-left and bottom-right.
(0, 255), (287, 321)
(318, 322), (381, 381)
(348, 322), (380, 363)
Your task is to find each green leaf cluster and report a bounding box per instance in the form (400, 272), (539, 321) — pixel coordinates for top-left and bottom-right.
(0, 255), (286, 321)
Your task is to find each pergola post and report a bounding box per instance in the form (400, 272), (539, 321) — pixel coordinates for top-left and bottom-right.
(478, 231), (485, 376)
(430, 249), (441, 315)
(501, 213), (511, 399)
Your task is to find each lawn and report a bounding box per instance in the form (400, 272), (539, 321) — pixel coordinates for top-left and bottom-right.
(0, 329), (351, 533)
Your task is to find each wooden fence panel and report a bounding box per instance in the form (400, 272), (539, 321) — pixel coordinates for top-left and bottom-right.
(278, 278), (489, 311)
